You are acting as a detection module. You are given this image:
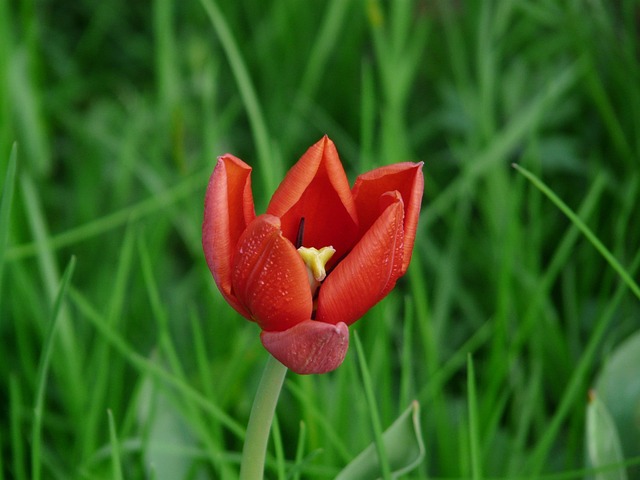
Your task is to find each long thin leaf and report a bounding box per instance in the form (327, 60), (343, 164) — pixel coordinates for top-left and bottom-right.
(594, 330), (640, 478)
(350, 331), (392, 480)
(67, 286), (245, 439)
(467, 354), (482, 480)
(586, 391), (627, 480)
(335, 401), (425, 480)
(19, 173), (83, 415)
(0, 142), (17, 297)
(9, 375), (27, 480)
(7, 169), (206, 262)
(198, 0), (277, 196)
(108, 409), (124, 480)
(31, 256), (76, 480)
(291, 421), (307, 480)
(525, 248), (640, 474)
(424, 59), (582, 230)
(513, 163), (640, 301)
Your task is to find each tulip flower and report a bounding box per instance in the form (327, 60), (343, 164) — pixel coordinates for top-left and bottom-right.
(203, 136), (423, 374)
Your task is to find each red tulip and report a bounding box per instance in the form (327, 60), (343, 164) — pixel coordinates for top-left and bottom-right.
(203, 136), (423, 374)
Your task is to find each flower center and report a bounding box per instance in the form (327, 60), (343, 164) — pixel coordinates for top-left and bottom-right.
(297, 246), (335, 297)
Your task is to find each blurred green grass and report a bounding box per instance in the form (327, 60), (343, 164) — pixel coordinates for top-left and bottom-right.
(2, 0), (640, 478)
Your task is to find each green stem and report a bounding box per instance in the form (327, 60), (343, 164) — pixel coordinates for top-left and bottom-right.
(239, 355), (288, 480)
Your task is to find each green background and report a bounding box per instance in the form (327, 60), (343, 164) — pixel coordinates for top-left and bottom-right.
(1, 0), (639, 478)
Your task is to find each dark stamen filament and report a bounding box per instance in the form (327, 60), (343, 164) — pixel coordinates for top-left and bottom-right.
(296, 217), (305, 249)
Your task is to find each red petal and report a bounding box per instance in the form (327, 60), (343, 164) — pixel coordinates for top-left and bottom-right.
(266, 136), (359, 262)
(316, 193), (405, 326)
(352, 162), (423, 274)
(202, 155), (256, 317)
(232, 214), (313, 331)
(261, 321), (349, 374)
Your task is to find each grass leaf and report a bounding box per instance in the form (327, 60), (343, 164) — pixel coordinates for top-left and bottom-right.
(586, 391), (627, 480)
(467, 354), (482, 480)
(335, 401), (425, 480)
(347, 330), (392, 480)
(31, 256), (76, 480)
(513, 163), (640, 301)
(0, 142), (17, 296)
(107, 409), (124, 480)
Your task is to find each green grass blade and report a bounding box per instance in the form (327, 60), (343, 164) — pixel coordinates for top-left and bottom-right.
(0, 0), (12, 151)
(519, 171), (607, 332)
(0, 430), (4, 480)
(137, 232), (177, 364)
(138, 233), (236, 473)
(586, 391), (627, 480)
(418, 320), (493, 404)
(67, 285), (245, 439)
(8, 50), (50, 177)
(285, 380), (352, 464)
(3, 2), (640, 478)
(19, 173), (84, 417)
(31, 255), (76, 480)
(467, 354), (482, 480)
(424, 60), (581, 229)
(83, 223), (136, 459)
(0, 142), (17, 296)
(359, 60), (376, 173)
(154, 0), (179, 110)
(198, 0), (277, 196)
(298, 0), (350, 101)
(335, 401), (425, 480)
(270, 414), (286, 480)
(513, 163), (640, 301)
(525, 248), (640, 475)
(7, 169), (207, 262)
(353, 330), (391, 480)
(9, 374), (27, 480)
(593, 330), (640, 478)
(19, 173), (60, 302)
(399, 296), (414, 409)
(107, 409), (124, 480)
(292, 421), (307, 480)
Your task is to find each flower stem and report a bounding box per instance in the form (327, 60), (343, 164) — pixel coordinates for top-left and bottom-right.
(239, 355), (288, 480)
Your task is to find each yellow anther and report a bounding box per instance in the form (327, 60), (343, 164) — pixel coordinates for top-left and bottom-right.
(297, 246), (336, 296)
(298, 246), (335, 281)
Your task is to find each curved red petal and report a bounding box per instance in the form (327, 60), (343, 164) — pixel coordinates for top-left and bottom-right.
(316, 194), (405, 326)
(353, 162), (424, 274)
(261, 320), (349, 374)
(202, 155), (256, 317)
(232, 214), (313, 331)
(266, 136), (359, 262)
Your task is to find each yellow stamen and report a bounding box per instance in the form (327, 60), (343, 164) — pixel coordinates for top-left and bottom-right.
(297, 246), (336, 296)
